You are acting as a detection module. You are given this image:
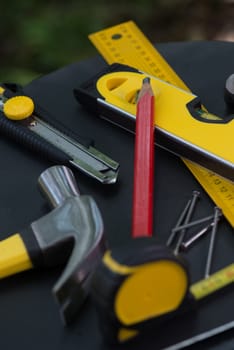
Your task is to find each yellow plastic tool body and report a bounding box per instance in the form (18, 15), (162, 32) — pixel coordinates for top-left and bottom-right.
(100, 249), (234, 343)
(89, 20), (234, 227)
(0, 233), (33, 278)
(115, 260), (188, 325)
(97, 71), (234, 180)
(103, 251), (188, 326)
(101, 248), (189, 342)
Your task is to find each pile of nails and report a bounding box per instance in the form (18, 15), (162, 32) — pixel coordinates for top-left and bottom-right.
(166, 190), (222, 278)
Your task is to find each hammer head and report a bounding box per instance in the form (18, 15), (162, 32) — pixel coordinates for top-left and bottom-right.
(32, 166), (106, 325)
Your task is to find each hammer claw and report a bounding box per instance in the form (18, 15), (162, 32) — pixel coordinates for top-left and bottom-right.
(0, 165), (106, 326)
(36, 170), (106, 324)
(51, 198), (106, 324)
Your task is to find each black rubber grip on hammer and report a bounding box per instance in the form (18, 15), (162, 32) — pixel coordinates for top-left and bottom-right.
(20, 226), (44, 268)
(0, 111), (70, 165)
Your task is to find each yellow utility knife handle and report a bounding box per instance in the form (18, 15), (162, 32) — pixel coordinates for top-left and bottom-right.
(0, 233), (33, 278)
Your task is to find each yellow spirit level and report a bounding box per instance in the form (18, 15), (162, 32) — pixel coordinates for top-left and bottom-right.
(88, 20), (234, 227)
(74, 63), (234, 182)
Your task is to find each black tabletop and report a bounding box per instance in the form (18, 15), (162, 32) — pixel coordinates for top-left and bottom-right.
(0, 41), (233, 350)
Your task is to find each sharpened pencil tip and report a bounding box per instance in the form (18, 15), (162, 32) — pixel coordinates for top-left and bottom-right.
(137, 76), (154, 102)
(143, 77), (151, 84)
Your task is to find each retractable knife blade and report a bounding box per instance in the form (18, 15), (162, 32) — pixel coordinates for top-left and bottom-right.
(0, 84), (119, 184)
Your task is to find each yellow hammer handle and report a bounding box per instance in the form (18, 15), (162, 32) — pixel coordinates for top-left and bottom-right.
(0, 233), (33, 278)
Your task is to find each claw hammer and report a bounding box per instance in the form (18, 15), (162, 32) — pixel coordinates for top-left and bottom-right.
(0, 165), (106, 324)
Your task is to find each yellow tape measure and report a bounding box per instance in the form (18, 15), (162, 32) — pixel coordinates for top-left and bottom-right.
(89, 20), (234, 227)
(190, 263), (234, 300)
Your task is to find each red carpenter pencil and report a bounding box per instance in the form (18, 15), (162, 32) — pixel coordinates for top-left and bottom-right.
(132, 77), (155, 238)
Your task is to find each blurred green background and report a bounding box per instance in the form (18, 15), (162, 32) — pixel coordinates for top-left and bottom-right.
(0, 0), (233, 84)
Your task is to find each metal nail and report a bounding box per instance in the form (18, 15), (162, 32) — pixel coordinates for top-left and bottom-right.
(204, 207), (222, 279)
(171, 214), (215, 233)
(181, 222), (213, 251)
(166, 199), (192, 247)
(174, 190), (200, 255)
